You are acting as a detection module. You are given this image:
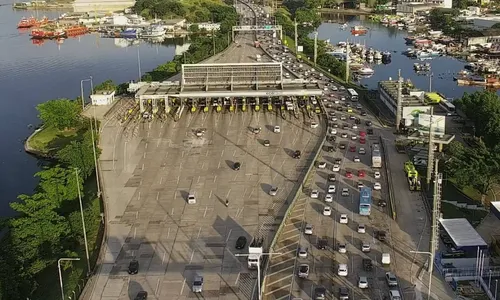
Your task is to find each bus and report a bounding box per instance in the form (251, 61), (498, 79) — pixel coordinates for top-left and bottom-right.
(372, 144), (382, 168)
(347, 88), (358, 101)
(359, 187), (372, 216)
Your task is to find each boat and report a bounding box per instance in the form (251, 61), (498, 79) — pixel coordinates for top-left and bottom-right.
(351, 26), (368, 35)
(30, 28), (65, 39)
(413, 38), (433, 46)
(64, 25), (88, 37)
(120, 28), (139, 38)
(457, 75), (500, 87)
(141, 25), (166, 38)
(356, 67), (375, 75)
(340, 23), (348, 30)
(374, 51), (382, 60)
(382, 51), (392, 59)
(413, 62), (431, 72)
(18, 16), (37, 28)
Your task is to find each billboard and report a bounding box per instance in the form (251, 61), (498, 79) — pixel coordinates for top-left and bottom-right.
(401, 106), (432, 127)
(417, 113), (446, 135)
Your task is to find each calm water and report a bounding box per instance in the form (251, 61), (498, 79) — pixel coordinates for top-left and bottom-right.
(0, 2), (177, 216)
(316, 14), (487, 99)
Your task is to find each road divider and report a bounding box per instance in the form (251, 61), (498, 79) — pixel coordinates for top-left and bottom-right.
(381, 137), (397, 220)
(260, 103), (328, 297)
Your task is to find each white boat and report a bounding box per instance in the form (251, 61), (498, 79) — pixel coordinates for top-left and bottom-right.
(356, 67), (374, 75)
(340, 23), (348, 30)
(374, 51), (382, 60)
(366, 54), (373, 61)
(141, 25), (166, 37)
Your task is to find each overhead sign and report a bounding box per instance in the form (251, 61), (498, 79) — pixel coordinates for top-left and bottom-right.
(232, 25), (282, 31)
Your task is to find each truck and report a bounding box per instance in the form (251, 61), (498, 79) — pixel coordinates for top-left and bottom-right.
(404, 161), (421, 191)
(256, 54), (262, 62)
(247, 237), (264, 269)
(371, 144), (382, 168)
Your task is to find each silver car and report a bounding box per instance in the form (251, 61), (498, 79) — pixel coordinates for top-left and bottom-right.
(298, 264), (309, 278)
(192, 275), (203, 292)
(269, 186), (278, 196)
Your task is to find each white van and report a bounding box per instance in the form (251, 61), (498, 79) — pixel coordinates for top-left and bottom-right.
(382, 253), (391, 265)
(188, 194), (196, 204)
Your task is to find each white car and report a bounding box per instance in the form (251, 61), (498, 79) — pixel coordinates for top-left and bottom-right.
(323, 206), (332, 216)
(341, 188), (349, 196)
(332, 164), (340, 172)
(311, 122), (319, 129)
(338, 243), (347, 253)
(311, 190), (319, 198)
(352, 124), (358, 129)
(331, 116), (338, 122)
(304, 224), (313, 235)
(358, 224), (366, 234)
(339, 214), (348, 224)
(328, 185), (336, 193)
(274, 125), (281, 133)
(329, 128), (337, 135)
(374, 171), (381, 179)
(318, 162), (327, 169)
(341, 133), (348, 138)
(362, 242), (371, 252)
(359, 147), (366, 154)
(325, 194), (333, 203)
(374, 182), (382, 190)
(357, 182), (364, 189)
(351, 135), (357, 140)
(298, 247), (308, 258)
(354, 156), (360, 162)
(338, 264), (348, 277)
(358, 276), (369, 289)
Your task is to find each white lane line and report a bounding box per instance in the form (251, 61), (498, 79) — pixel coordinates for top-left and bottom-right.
(209, 190), (213, 199)
(156, 192), (160, 201)
(167, 228), (170, 239)
(221, 150), (225, 157)
(226, 229), (232, 242)
(214, 175), (217, 183)
(226, 189), (232, 199)
(162, 251), (166, 264)
(177, 175), (180, 185)
(138, 192), (141, 201)
(143, 152), (146, 159)
(134, 227), (137, 238)
(263, 273), (293, 288)
(218, 161), (221, 169)
(204, 206), (208, 218)
(197, 227), (202, 238)
(197, 176), (200, 184)
(189, 250), (195, 263)
(145, 142), (148, 149)
(233, 150), (236, 157)
(159, 177), (163, 185)
(141, 163), (144, 170)
(157, 139), (160, 148)
(171, 208), (175, 215)
(155, 278), (161, 296)
(201, 162), (205, 169)
(180, 279), (186, 295)
(235, 272), (241, 285)
(268, 257), (296, 268)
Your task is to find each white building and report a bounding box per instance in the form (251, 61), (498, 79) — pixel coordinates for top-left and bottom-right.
(163, 19), (186, 31)
(90, 91), (116, 106)
(196, 22), (221, 31)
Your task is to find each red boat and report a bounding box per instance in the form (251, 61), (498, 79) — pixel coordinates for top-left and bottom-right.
(30, 28), (65, 39)
(64, 26), (88, 37)
(18, 17), (37, 28)
(351, 26), (368, 35)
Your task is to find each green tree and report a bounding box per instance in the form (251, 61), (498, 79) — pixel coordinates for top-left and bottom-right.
(454, 90), (500, 147)
(37, 98), (81, 130)
(429, 8), (460, 34)
(10, 193), (71, 277)
(57, 130), (99, 179)
(35, 166), (82, 206)
(93, 79), (116, 92)
(447, 141), (500, 205)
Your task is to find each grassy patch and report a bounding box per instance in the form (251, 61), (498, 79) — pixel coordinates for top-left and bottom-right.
(446, 177), (496, 205)
(441, 202), (487, 226)
(28, 125), (81, 155)
(31, 176), (103, 300)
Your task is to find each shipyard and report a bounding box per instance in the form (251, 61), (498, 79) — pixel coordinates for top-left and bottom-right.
(4, 0), (500, 299)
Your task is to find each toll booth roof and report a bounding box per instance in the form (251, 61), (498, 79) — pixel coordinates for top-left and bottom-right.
(439, 218), (487, 248)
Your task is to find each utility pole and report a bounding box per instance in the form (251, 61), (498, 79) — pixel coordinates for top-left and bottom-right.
(395, 69), (403, 132)
(345, 42), (350, 82)
(75, 169), (91, 274)
(426, 107), (435, 187)
(212, 29), (216, 56)
(429, 72), (433, 92)
(294, 18), (298, 53)
(429, 158), (442, 300)
(313, 31), (318, 66)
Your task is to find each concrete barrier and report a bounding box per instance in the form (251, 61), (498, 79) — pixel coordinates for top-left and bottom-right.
(260, 104), (328, 296)
(381, 137), (397, 220)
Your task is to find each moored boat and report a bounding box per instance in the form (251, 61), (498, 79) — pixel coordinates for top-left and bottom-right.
(351, 25), (368, 35)
(356, 67), (375, 75)
(457, 75), (500, 87)
(141, 25), (166, 38)
(18, 16), (37, 28)
(30, 28), (65, 39)
(64, 25), (88, 37)
(120, 28), (140, 38)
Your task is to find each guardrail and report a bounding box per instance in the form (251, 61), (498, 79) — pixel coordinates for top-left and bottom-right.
(381, 137), (397, 220)
(260, 104), (328, 297)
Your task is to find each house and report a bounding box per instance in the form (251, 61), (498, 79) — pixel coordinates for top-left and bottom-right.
(90, 90), (116, 106)
(163, 18), (186, 31)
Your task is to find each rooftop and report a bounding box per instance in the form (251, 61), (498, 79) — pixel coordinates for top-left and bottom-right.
(379, 80), (427, 107)
(440, 218), (487, 248)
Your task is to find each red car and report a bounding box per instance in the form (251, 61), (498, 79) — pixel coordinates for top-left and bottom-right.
(350, 145), (356, 152)
(360, 138), (366, 144)
(346, 171), (353, 178)
(358, 170), (366, 178)
(360, 131), (366, 138)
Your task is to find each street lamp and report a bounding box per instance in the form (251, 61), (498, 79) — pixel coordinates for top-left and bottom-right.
(80, 76), (101, 197)
(235, 252), (282, 300)
(75, 169), (91, 274)
(410, 250), (434, 300)
(58, 257), (80, 300)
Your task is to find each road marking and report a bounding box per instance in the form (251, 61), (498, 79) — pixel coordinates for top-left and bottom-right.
(218, 161), (221, 169)
(233, 150), (236, 157)
(197, 227), (202, 238)
(138, 192), (141, 201)
(206, 150), (209, 157)
(213, 175), (217, 183)
(201, 162), (205, 169)
(171, 208), (175, 215)
(165, 152), (168, 158)
(159, 177), (163, 185)
(180, 279), (186, 295)
(142, 163), (144, 170)
(155, 278), (161, 296)
(203, 207), (208, 218)
(177, 175), (180, 185)
(221, 150), (224, 157)
(156, 192), (160, 201)
(226, 189), (232, 199)
(167, 228), (170, 239)
(263, 274), (293, 288)
(209, 190), (213, 199)
(157, 139), (160, 148)
(162, 251), (166, 264)
(233, 173), (239, 181)
(134, 227), (137, 238)
(226, 229), (232, 242)
(197, 176), (200, 184)
(235, 272), (241, 285)
(269, 257), (295, 268)
(136, 211), (139, 219)
(189, 250), (195, 263)
(182, 151), (185, 158)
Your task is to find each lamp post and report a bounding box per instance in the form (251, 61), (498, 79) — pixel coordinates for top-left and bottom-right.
(235, 252), (282, 300)
(410, 250), (434, 300)
(75, 169), (91, 274)
(80, 76), (101, 197)
(495, 279), (498, 300)
(58, 257), (80, 300)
